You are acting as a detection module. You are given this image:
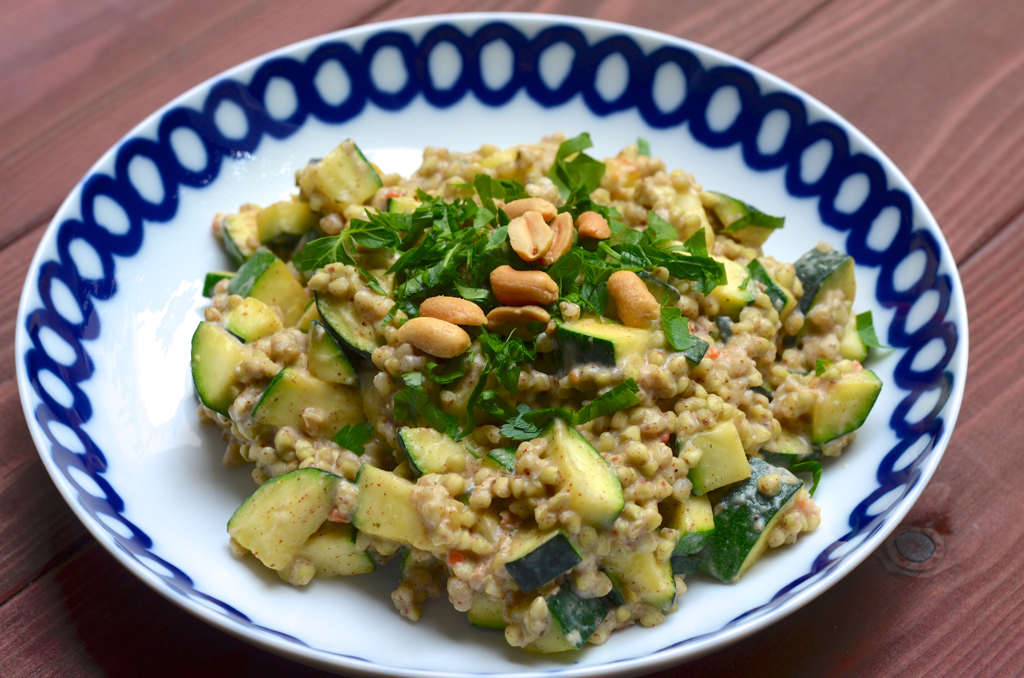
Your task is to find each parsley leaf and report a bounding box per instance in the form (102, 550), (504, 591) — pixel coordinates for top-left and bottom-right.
(637, 137), (650, 156)
(393, 372), (458, 437)
(789, 460), (822, 496)
(646, 211), (676, 245)
(479, 331), (536, 393)
(333, 422), (375, 455)
(815, 358), (832, 376)
(486, 448), (518, 472)
(661, 307), (709, 363)
(499, 380), (642, 441)
(425, 354), (467, 385)
(574, 379), (643, 422)
(546, 133), (607, 213)
(294, 234), (354, 271)
(856, 311), (889, 349)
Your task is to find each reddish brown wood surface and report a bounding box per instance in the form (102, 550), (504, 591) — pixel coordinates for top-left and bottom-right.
(1, 0), (1022, 676)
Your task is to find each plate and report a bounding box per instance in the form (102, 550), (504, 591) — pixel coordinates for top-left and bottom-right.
(15, 12), (968, 678)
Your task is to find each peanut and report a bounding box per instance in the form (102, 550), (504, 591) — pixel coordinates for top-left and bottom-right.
(486, 305), (551, 330)
(508, 211), (553, 262)
(608, 270), (659, 328)
(503, 197), (557, 222)
(577, 211), (611, 240)
(540, 212), (574, 266)
(397, 317), (471, 359)
(419, 296), (487, 326)
(489, 265), (559, 306)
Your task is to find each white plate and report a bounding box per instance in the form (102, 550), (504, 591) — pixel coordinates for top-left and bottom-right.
(16, 12), (969, 678)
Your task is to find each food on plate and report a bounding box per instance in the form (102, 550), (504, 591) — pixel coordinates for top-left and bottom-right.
(190, 133), (882, 651)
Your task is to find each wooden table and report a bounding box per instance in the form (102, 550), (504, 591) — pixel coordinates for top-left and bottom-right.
(2, 1), (1020, 676)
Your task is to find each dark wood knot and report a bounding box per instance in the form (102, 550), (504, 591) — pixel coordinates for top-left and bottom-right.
(883, 526), (944, 575)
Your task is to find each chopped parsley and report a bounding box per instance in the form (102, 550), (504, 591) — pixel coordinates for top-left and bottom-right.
(661, 307), (709, 363)
(333, 422), (375, 455)
(856, 311), (888, 349)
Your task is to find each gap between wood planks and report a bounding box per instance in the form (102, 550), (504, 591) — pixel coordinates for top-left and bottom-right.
(0, 0), (1013, 627)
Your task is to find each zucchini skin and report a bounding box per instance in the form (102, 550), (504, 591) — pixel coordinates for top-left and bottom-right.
(694, 457), (803, 583)
(505, 531), (581, 592)
(794, 248), (854, 314)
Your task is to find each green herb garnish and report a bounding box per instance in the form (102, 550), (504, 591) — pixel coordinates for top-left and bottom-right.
(789, 460), (822, 495)
(661, 307), (709, 363)
(856, 311), (889, 349)
(333, 422), (375, 455)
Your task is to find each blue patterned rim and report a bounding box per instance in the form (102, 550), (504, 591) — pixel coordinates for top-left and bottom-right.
(16, 14), (967, 677)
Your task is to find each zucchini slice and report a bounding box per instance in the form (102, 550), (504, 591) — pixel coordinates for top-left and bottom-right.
(202, 271), (234, 297)
(483, 448), (517, 473)
(638, 271), (681, 305)
(315, 292), (381, 356)
(601, 549), (675, 612)
(228, 247), (309, 327)
(556, 317), (650, 368)
(794, 248), (856, 314)
(709, 192), (784, 247)
(227, 468), (339, 571)
(256, 200), (319, 245)
(468, 593), (507, 630)
(387, 196), (421, 214)
(352, 465), (439, 552)
(760, 430), (821, 468)
(694, 458), (804, 583)
(278, 522), (376, 584)
(190, 321), (249, 415)
(251, 367), (364, 438)
(839, 314), (868, 361)
(671, 190), (716, 250)
(683, 420), (751, 495)
(810, 364), (882, 445)
(397, 427), (473, 476)
(709, 256), (755, 319)
(224, 297), (284, 343)
(505, 529), (581, 592)
(525, 586), (608, 653)
(747, 259), (796, 317)
(543, 419), (624, 529)
(298, 139), (382, 212)
(662, 493), (715, 555)
(307, 320), (358, 385)
(223, 209), (259, 265)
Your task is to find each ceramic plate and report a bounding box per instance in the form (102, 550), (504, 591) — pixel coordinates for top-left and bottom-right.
(16, 12), (968, 678)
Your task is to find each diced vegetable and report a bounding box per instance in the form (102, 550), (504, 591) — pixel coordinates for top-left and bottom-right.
(467, 593), (506, 630)
(257, 200), (320, 245)
(223, 209), (259, 265)
(542, 419), (624, 529)
(760, 430), (821, 468)
(315, 292), (381, 356)
(202, 271), (234, 297)
(794, 248), (855, 314)
(601, 549), (675, 612)
(224, 297), (284, 342)
(504, 529), (581, 592)
(298, 139), (382, 212)
(810, 363), (882, 445)
(710, 256), (755, 319)
(228, 247), (309, 326)
(352, 465), (440, 552)
(251, 367), (364, 438)
(307, 319), (358, 385)
(683, 420), (751, 495)
(397, 427), (473, 476)
(556, 317), (650, 368)
(190, 321), (250, 415)
(525, 586), (608, 653)
(661, 493), (715, 554)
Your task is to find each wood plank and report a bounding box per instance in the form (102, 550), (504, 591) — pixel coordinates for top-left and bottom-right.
(753, 0), (1024, 263)
(0, 0), (825, 249)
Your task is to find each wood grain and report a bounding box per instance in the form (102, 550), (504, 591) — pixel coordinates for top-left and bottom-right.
(754, 0), (1024, 263)
(1, 0), (1022, 676)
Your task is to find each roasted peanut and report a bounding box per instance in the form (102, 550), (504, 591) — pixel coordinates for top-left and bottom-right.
(508, 212), (553, 262)
(397, 317), (471, 359)
(577, 211), (611, 240)
(608, 270), (659, 328)
(503, 197), (557, 222)
(419, 296), (487, 326)
(540, 212), (574, 266)
(489, 265), (559, 306)
(486, 305), (551, 330)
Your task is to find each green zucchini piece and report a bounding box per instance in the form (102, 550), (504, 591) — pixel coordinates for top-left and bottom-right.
(468, 593), (507, 630)
(387, 196), (421, 214)
(298, 139), (382, 212)
(484, 448), (517, 473)
(297, 299), (319, 332)
(223, 209), (259, 265)
(747, 259), (796, 317)
(710, 256), (755, 319)
(601, 549), (675, 612)
(694, 458), (803, 583)
(278, 522), (376, 584)
(228, 247), (309, 326)
(525, 586), (608, 653)
(839, 314), (868, 361)
(315, 292), (380, 356)
(662, 493), (715, 554)
(669, 546), (700, 576)
(794, 248), (856, 314)
(352, 464), (439, 553)
(397, 427), (473, 476)
(671, 191), (715, 250)
(190, 321), (249, 415)
(203, 271), (234, 297)
(307, 320), (357, 385)
(683, 420), (751, 495)
(251, 367), (364, 438)
(709, 192), (784, 247)
(556, 317), (650, 368)
(810, 364), (882, 445)
(638, 271), (681, 304)
(505, 529), (581, 592)
(543, 418), (624, 529)
(602, 570), (625, 606)
(224, 297), (284, 343)
(227, 468), (340, 570)
(715, 316), (733, 342)
(760, 430), (822, 468)
(256, 200), (319, 245)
